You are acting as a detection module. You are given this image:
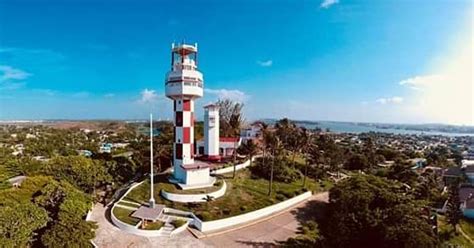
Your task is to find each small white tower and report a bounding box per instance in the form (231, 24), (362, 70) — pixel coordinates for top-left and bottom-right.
(204, 104), (220, 161)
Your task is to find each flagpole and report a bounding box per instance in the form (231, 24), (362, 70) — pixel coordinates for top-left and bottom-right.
(149, 113), (155, 208)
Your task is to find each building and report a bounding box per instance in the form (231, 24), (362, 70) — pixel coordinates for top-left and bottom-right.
(240, 122), (263, 142)
(459, 186), (474, 219)
(165, 43), (213, 189)
(203, 103), (220, 161)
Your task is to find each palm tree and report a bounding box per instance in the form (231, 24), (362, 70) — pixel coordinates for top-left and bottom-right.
(300, 128), (313, 188)
(261, 123), (270, 167)
(267, 135), (281, 196)
(238, 139), (258, 166)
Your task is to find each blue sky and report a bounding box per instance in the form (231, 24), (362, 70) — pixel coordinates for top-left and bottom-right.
(0, 0), (472, 124)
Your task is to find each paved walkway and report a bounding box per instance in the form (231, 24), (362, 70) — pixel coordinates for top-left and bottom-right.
(201, 192), (329, 247)
(91, 192), (328, 247)
(90, 204), (210, 248)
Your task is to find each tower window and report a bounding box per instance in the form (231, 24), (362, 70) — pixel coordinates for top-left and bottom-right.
(183, 100), (191, 111)
(175, 111), (183, 126)
(176, 144), (183, 159)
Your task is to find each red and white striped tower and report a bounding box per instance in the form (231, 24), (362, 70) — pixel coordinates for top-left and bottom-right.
(165, 43), (211, 187)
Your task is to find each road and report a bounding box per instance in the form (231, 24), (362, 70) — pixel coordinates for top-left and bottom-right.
(201, 192), (329, 247)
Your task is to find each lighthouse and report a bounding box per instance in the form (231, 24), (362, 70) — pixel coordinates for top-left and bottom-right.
(165, 43), (214, 189)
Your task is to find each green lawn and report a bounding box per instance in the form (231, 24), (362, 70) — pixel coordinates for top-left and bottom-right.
(438, 215), (474, 247)
(460, 219), (474, 236)
(124, 169), (327, 221)
(112, 206), (140, 225)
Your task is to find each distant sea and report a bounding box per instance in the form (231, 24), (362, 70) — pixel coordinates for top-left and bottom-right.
(296, 121), (474, 137)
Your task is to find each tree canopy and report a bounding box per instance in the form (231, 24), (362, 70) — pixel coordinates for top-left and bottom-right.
(324, 175), (438, 248)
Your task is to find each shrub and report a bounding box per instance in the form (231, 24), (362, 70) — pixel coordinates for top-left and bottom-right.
(171, 219), (187, 228)
(214, 180), (223, 187)
(250, 157), (302, 183)
(276, 194), (286, 201)
(222, 209), (231, 215)
(277, 189), (295, 198)
(240, 206), (247, 212)
(197, 211), (211, 221)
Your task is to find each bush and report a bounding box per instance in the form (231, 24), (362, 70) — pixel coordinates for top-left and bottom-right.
(240, 206), (247, 212)
(171, 219), (187, 228)
(214, 180), (223, 187)
(276, 194), (286, 201)
(197, 211), (211, 221)
(222, 209), (231, 215)
(277, 189), (295, 198)
(250, 157), (302, 183)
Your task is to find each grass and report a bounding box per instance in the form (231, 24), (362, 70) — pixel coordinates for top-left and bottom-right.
(140, 221), (164, 230)
(460, 219), (474, 238)
(112, 206), (140, 226)
(438, 215), (473, 247)
(124, 169), (328, 221)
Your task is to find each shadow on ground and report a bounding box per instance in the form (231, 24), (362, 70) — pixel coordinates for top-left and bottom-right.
(236, 240), (277, 247)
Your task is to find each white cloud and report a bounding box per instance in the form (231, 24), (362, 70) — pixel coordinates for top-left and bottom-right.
(0, 65), (31, 90)
(205, 88), (249, 103)
(0, 65), (31, 82)
(138, 88), (159, 103)
(33, 89), (57, 96)
(396, 15), (473, 125)
(320, 0), (339, 9)
(72, 91), (90, 98)
(376, 96), (404, 105)
(104, 93), (115, 98)
(399, 74), (444, 91)
(257, 60), (273, 67)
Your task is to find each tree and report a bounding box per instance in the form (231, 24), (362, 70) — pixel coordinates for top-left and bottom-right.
(238, 139), (259, 166)
(267, 134), (283, 196)
(44, 156), (111, 194)
(300, 128), (313, 188)
(41, 218), (97, 248)
(216, 99), (244, 137)
(445, 184), (463, 233)
(325, 174), (438, 248)
(344, 154), (369, 171)
(0, 202), (49, 247)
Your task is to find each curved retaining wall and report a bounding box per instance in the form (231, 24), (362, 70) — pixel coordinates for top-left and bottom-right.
(192, 191), (312, 232)
(161, 181), (227, 203)
(111, 204), (166, 237)
(211, 155), (260, 175)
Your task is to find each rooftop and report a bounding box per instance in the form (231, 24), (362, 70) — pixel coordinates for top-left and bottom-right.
(131, 205), (165, 221)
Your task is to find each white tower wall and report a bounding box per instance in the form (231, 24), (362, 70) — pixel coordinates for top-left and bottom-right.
(204, 105), (220, 159)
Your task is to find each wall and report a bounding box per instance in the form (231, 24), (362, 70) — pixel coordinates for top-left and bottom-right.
(193, 191), (312, 232)
(463, 209), (474, 219)
(211, 156), (260, 175)
(185, 167), (211, 185)
(161, 180), (227, 203)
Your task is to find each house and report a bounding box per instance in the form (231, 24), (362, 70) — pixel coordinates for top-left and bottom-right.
(99, 143), (113, 153)
(459, 186), (474, 219)
(196, 137), (242, 158)
(443, 167), (463, 185)
(463, 165), (474, 184)
(8, 175), (26, 188)
(240, 122), (263, 142)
